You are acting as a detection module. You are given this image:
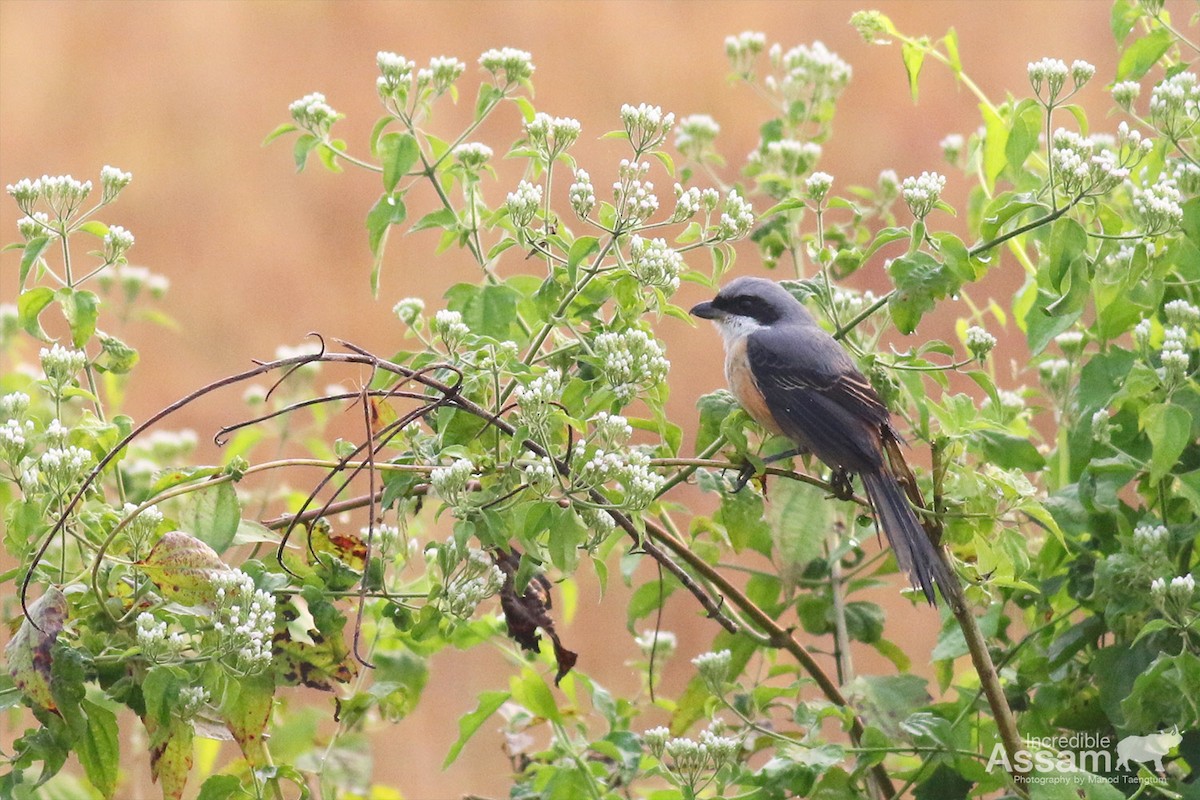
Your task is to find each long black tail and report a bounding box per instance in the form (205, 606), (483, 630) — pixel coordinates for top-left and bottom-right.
(860, 469), (956, 605)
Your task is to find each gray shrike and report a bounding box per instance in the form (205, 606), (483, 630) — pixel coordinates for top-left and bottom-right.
(690, 276), (956, 604)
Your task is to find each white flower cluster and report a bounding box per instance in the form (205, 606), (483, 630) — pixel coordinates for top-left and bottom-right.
(966, 326), (997, 361)
(377, 52), (416, 99)
(1149, 71), (1198, 140)
(1160, 324), (1190, 384)
(44, 418), (68, 447)
(103, 225), (135, 263)
(691, 649), (732, 686)
(1133, 523), (1169, 561)
(478, 47), (535, 84)
(1055, 330), (1085, 358)
(634, 629), (677, 658)
(878, 169), (901, 199)
(1151, 573), (1195, 606)
(393, 296), (425, 325)
(1038, 358), (1071, 392)
(524, 113), (581, 161)
(1165, 299), (1200, 328)
(714, 190), (754, 241)
(122, 502), (164, 556)
(1, 391), (30, 419)
(576, 505), (616, 538)
(760, 138), (822, 178)
(591, 411), (633, 446)
(831, 288), (878, 320)
(568, 169), (596, 218)
(940, 133), (965, 164)
(1112, 80), (1141, 111)
(419, 56), (466, 96)
(1050, 129), (1131, 197)
(671, 184), (720, 222)
(430, 457), (475, 509)
(981, 389), (1027, 424)
(288, 92), (339, 135)
(613, 159), (659, 225)
(642, 724), (740, 785)
(40, 343), (88, 389)
(6, 174), (93, 218)
(176, 686), (210, 721)
(431, 309), (471, 351)
(514, 369), (562, 430)
(211, 569), (276, 675)
(100, 264), (169, 299)
(0, 418), (33, 464)
(1091, 408), (1113, 445)
(364, 522), (401, 557)
(129, 429), (198, 462)
(100, 165), (132, 203)
(621, 103), (675, 154)
(16, 211), (50, 241)
(452, 142), (493, 172)
(1132, 175), (1184, 233)
(901, 171), (946, 220)
(627, 236), (684, 293)
(522, 452), (557, 496)
(725, 31), (766, 74)
(805, 171), (833, 202)
(770, 41), (852, 109)
(1171, 158), (1200, 195)
(441, 546), (505, 618)
(505, 180), (543, 229)
(594, 328), (669, 404)
(674, 114), (720, 160)
(572, 445), (663, 510)
(1027, 58), (1093, 101)
(136, 611), (187, 663)
(1134, 317), (1153, 349)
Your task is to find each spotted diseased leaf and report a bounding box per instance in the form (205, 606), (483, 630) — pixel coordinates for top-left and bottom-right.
(309, 519), (367, 571)
(138, 530), (233, 606)
(5, 587), (67, 711)
(223, 672), (274, 766)
(495, 549), (577, 686)
(146, 714), (193, 800)
(272, 589), (356, 691)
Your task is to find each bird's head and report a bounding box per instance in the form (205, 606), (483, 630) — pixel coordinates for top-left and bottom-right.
(689, 277), (811, 340)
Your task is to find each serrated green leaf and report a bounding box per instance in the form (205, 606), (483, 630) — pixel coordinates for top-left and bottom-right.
(443, 690), (510, 767)
(78, 700), (119, 799)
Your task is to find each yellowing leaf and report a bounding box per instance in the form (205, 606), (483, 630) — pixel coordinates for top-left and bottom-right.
(146, 714), (194, 800)
(138, 531), (232, 606)
(5, 587), (67, 711)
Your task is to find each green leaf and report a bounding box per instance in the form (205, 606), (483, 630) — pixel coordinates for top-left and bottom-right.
(146, 714), (194, 800)
(443, 690), (510, 768)
(57, 287), (100, 348)
(77, 700), (119, 799)
(4, 587), (67, 711)
(980, 103), (1008, 193)
(262, 122), (298, 146)
(1004, 101), (1042, 176)
(187, 481), (240, 554)
(901, 41), (925, 102)
(566, 235), (600, 282)
(446, 281), (520, 340)
(766, 479), (828, 582)
(366, 192), (408, 295)
(19, 235), (53, 286)
(95, 334), (140, 374)
(1116, 28), (1173, 81)
(1110, 0), (1139, 42)
(474, 83), (504, 121)
(222, 672), (273, 766)
(17, 285), (55, 341)
(197, 775), (241, 800)
(411, 207), (458, 233)
(1142, 403), (1192, 483)
(380, 132), (420, 193)
(888, 251), (959, 334)
(695, 390), (739, 452)
(293, 133), (317, 172)
(510, 667), (560, 723)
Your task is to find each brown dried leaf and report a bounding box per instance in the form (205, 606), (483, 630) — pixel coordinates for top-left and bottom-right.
(5, 587), (67, 711)
(272, 601), (356, 691)
(146, 714), (193, 800)
(495, 549), (578, 686)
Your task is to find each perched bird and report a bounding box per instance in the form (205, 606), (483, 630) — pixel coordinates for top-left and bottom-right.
(690, 276), (955, 604)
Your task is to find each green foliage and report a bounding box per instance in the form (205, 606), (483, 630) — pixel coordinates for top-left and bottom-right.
(4, 4), (1200, 799)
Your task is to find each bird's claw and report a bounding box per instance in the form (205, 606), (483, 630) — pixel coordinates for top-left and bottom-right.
(731, 462), (757, 493)
(829, 468), (855, 501)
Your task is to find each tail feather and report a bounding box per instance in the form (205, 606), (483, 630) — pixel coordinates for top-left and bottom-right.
(861, 469), (956, 605)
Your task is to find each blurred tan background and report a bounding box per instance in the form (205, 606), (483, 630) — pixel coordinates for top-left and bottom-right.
(1, 1), (1127, 798)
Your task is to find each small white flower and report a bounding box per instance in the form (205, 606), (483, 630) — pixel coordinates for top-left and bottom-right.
(478, 47), (534, 83)
(901, 171), (946, 219)
(1112, 81), (1141, 111)
(621, 102), (676, 153)
(100, 165), (132, 203)
(674, 114), (720, 159)
(805, 171), (834, 203)
(393, 297), (425, 325)
(568, 169), (595, 219)
(505, 180), (543, 228)
(452, 142), (493, 171)
(288, 92), (339, 134)
(627, 236), (684, 294)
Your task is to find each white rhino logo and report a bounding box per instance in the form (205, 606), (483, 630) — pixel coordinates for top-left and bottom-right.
(1116, 726), (1182, 772)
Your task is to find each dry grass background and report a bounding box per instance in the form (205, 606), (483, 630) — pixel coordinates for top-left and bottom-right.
(0, 1), (1122, 797)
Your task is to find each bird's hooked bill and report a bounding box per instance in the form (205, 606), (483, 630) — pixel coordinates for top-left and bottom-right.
(689, 300), (721, 320)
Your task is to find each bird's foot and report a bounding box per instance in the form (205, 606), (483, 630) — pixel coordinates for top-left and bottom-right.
(829, 468), (856, 501)
(731, 461), (758, 493)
